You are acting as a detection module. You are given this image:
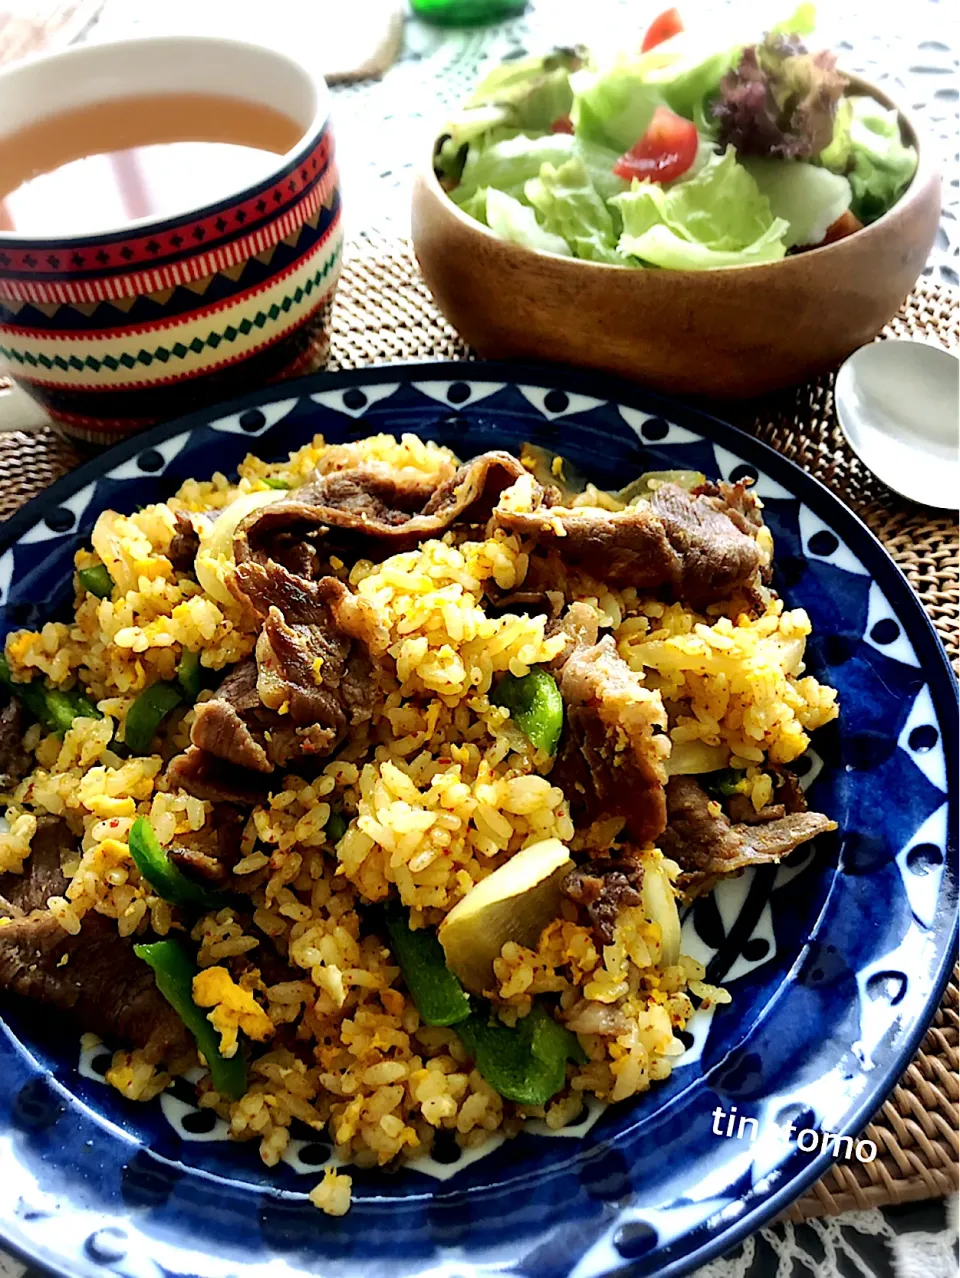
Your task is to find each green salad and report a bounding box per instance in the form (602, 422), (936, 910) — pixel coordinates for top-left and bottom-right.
(434, 5), (919, 269)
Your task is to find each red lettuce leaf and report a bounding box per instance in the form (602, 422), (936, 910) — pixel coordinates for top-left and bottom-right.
(712, 33), (847, 160)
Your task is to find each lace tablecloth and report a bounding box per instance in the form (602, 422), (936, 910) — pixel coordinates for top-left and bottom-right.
(0, 3), (958, 1277)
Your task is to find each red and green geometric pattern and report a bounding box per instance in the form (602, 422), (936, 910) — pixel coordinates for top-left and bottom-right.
(0, 252), (339, 375)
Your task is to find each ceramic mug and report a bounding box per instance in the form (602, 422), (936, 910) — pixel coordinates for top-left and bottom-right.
(0, 36), (341, 445)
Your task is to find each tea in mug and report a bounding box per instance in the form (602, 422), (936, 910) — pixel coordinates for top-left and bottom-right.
(0, 93), (304, 235)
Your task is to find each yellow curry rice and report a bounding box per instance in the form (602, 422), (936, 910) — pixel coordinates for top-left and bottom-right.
(0, 432), (838, 1216)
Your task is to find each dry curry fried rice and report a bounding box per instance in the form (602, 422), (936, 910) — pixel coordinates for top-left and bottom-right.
(0, 432), (839, 1215)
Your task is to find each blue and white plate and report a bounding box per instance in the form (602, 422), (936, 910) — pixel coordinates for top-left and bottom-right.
(0, 364), (956, 1278)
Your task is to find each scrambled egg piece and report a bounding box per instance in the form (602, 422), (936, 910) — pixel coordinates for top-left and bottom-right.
(192, 966), (274, 1058)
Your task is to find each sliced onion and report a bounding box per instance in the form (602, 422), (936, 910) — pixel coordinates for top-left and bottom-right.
(195, 490), (285, 606)
(664, 740), (731, 776)
(642, 855), (681, 967)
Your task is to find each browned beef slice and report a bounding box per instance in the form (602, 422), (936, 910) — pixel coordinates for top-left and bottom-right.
(167, 510), (201, 573)
(298, 466), (442, 525)
(191, 661), (273, 773)
(484, 589), (565, 620)
(0, 912), (194, 1065)
(493, 482), (762, 606)
(0, 816), (68, 916)
(561, 857), (643, 945)
(660, 777), (744, 887)
(167, 804), (246, 885)
(0, 696), (28, 792)
(551, 636), (667, 847)
(191, 661), (339, 774)
(660, 776), (836, 896)
(235, 450), (528, 572)
(191, 567), (382, 775)
(0, 818), (193, 1065)
(165, 747), (269, 806)
(691, 480), (764, 536)
(774, 768), (808, 814)
(235, 562), (383, 729)
(545, 602), (600, 672)
(647, 483), (764, 604)
(736, 813), (837, 857)
(724, 794), (787, 824)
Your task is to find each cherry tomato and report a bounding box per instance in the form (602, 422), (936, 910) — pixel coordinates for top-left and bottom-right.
(820, 209), (864, 245)
(641, 7), (684, 52)
(613, 106), (699, 183)
(550, 115), (574, 134)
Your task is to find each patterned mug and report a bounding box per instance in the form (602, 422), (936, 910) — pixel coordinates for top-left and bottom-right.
(0, 36), (342, 445)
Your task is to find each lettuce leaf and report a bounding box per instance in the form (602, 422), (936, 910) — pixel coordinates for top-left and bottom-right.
(612, 147), (789, 269)
(743, 157), (851, 245)
(820, 96), (918, 223)
(616, 222), (787, 269)
(770, 3), (817, 36)
(570, 44), (735, 147)
(484, 188), (573, 256)
(712, 32), (846, 160)
(441, 48), (584, 148)
(647, 47), (740, 134)
(452, 133), (578, 205)
(571, 136), (632, 207)
(570, 58), (662, 152)
(457, 188), (491, 225)
(435, 48), (585, 183)
(525, 158), (626, 263)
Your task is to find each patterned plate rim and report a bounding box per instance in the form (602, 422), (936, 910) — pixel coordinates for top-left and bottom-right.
(0, 360), (956, 1278)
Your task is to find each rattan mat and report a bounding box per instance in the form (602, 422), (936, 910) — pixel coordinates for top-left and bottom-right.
(0, 237), (956, 1223)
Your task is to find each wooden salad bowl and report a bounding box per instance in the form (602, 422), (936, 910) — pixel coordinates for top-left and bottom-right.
(411, 78), (940, 399)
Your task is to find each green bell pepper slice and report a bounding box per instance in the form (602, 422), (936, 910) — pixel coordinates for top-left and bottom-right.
(123, 682), (183, 752)
(456, 1002), (586, 1106)
(134, 938), (247, 1099)
(491, 666), (564, 755)
(128, 815), (226, 911)
(384, 904), (472, 1027)
(176, 650), (202, 701)
(77, 562), (114, 599)
(0, 653), (101, 737)
(703, 768), (747, 799)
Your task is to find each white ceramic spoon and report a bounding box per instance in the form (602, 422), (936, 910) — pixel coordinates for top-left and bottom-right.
(834, 338), (959, 510)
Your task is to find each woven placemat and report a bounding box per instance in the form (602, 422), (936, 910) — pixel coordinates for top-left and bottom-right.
(0, 237), (956, 1224)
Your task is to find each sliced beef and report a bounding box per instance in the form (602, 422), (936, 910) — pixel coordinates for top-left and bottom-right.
(647, 481), (767, 601)
(545, 601), (600, 672)
(164, 746), (270, 806)
(724, 794), (786, 824)
(191, 661), (274, 773)
(563, 998), (628, 1036)
(0, 912), (194, 1065)
(484, 588), (565, 620)
(189, 567), (382, 780)
(774, 768), (808, 814)
(235, 450), (527, 575)
(737, 814), (837, 857)
(167, 510), (201, 574)
(0, 696), (28, 792)
(551, 636), (668, 847)
(693, 479), (765, 539)
(0, 816), (67, 917)
(0, 817), (194, 1066)
(167, 804), (246, 885)
(660, 776), (836, 897)
(493, 481), (763, 607)
(236, 561), (385, 725)
(561, 856), (643, 945)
